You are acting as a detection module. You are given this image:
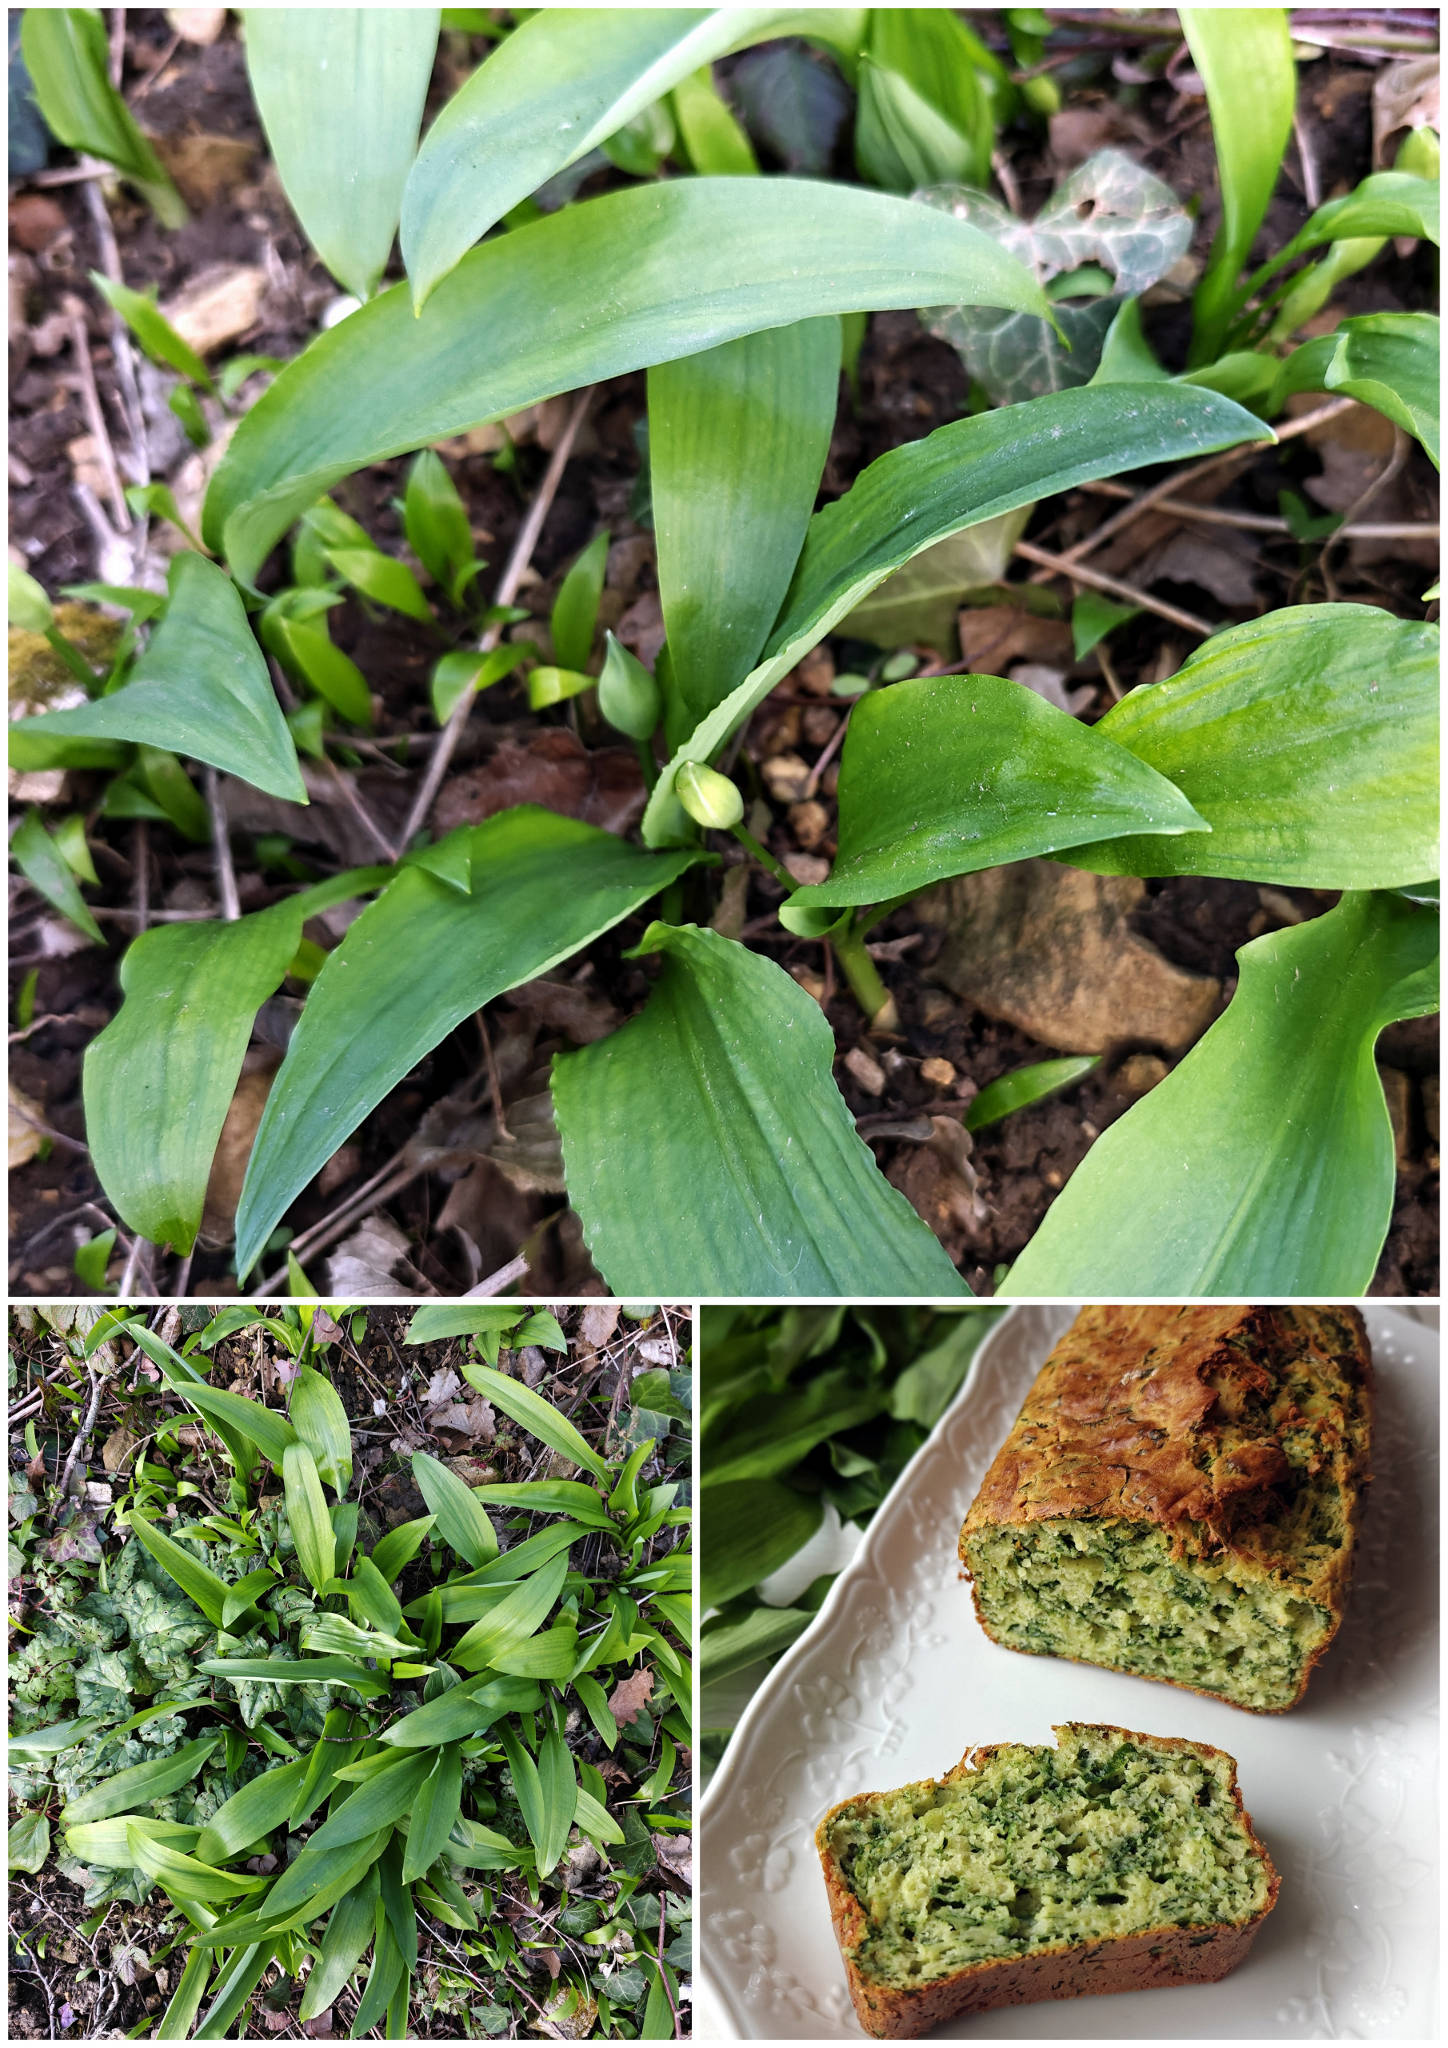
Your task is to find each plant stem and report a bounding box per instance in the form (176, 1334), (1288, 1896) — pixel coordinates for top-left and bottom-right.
(731, 823), (797, 893)
(44, 626), (99, 689)
(635, 737), (659, 792)
(831, 914), (895, 1028)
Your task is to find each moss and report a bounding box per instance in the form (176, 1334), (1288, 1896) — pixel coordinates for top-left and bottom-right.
(825, 1728), (1270, 1990)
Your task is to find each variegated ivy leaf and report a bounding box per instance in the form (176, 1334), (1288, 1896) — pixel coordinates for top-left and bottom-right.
(919, 150), (1193, 402)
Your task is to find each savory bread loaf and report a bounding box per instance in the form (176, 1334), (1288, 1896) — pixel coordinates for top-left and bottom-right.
(960, 1305), (1372, 1711)
(817, 1722), (1279, 2039)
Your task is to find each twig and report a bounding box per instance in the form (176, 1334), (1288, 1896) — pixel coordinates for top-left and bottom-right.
(68, 306), (131, 530)
(132, 818), (150, 932)
(251, 1156), (422, 1295)
(1029, 396), (1360, 584)
(118, 1231), (152, 1296)
(205, 766), (242, 921)
(319, 757), (398, 863)
(1076, 478), (1439, 539)
(1291, 109), (1322, 209)
(10, 1013), (88, 1044)
(81, 170), (148, 487)
(397, 387), (595, 851)
(477, 1010), (512, 1142)
(9, 1360), (84, 1424)
(1013, 537), (1215, 636)
(9, 1097), (91, 1157)
(803, 709), (850, 799)
(1321, 426), (1409, 600)
(1094, 639), (1125, 701)
(463, 1252), (529, 1297)
(56, 1361), (104, 1507)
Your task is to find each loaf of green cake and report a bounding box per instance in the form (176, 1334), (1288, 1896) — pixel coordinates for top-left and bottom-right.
(817, 1723), (1279, 2039)
(960, 1305), (1372, 1712)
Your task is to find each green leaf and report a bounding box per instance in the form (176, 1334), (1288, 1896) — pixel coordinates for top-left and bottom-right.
(10, 552), (306, 801)
(306, 1755), (432, 1855)
(399, 7), (863, 307)
(1262, 169), (1440, 278)
(378, 1674), (542, 1749)
(550, 530), (610, 675)
(786, 672), (1206, 911)
(701, 1603), (812, 1684)
(491, 1624), (579, 1680)
(63, 1815), (201, 1871)
(20, 8), (184, 224)
(965, 1056), (1100, 1132)
(403, 450), (475, 598)
(10, 808), (104, 944)
(650, 317), (840, 728)
(368, 1515), (436, 1583)
(283, 1443), (335, 1595)
(1323, 310), (1439, 468)
(289, 1365), (354, 1493)
(9, 1716), (109, 1758)
(572, 1782), (625, 1848)
(350, 1915), (404, 2040)
(403, 1305), (526, 1344)
(81, 901), (303, 1251)
(205, 179), (1047, 583)
(233, 808), (702, 1276)
(703, 1366), (886, 1487)
(242, 7), (439, 299)
(245, 1827), (391, 1936)
(222, 1568), (281, 1630)
(193, 1941), (275, 2037)
(449, 1553), (569, 1673)
(1071, 592), (1139, 660)
(642, 1959), (677, 2040)
(554, 923), (968, 1295)
(156, 1945), (213, 2041)
(510, 1309), (566, 1353)
(1004, 892), (1439, 1296)
(410, 1451), (498, 1570)
(300, 1864), (381, 2021)
(186, 1385), (301, 1467)
(1181, 6), (1296, 362)
(326, 545), (432, 622)
(535, 1723), (577, 1878)
(62, 1734), (220, 1827)
(346, 1557), (406, 1639)
(571, 1674), (618, 1750)
(125, 1514), (233, 1628)
(128, 1826), (269, 1903)
(402, 1744), (463, 1884)
(8, 561), (53, 630)
(1071, 606), (1437, 887)
(454, 1361), (611, 1483)
(9, 1815), (51, 1873)
(195, 1758), (310, 1865)
(672, 62), (759, 176)
(270, 613), (373, 728)
(430, 642), (529, 723)
(700, 1481), (822, 1611)
(199, 1656), (388, 1700)
(90, 272), (212, 389)
(641, 383), (1272, 843)
(379, 1837), (418, 1968)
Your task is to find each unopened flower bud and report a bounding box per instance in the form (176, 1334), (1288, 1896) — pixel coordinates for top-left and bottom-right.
(675, 760), (744, 831)
(597, 631), (661, 739)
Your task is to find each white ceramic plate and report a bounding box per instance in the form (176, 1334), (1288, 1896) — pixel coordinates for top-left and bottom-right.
(697, 1305), (1439, 2041)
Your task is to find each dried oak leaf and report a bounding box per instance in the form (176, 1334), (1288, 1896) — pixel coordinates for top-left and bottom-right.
(431, 729), (645, 838)
(607, 1668), (655, 1727)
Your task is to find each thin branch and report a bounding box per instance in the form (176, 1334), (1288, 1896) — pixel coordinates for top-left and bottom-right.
(132, 818), (150, 933)
(1077, 477), (1438, 539)
(463, 1251), (530, 1297)
(1013, 537), (1215, 636)
(56, 1362), (104, 1508)
(396, 387), (595, 851)
(205, 766), (242, 921)
(68, 306), (131, 530)
(803, 709), (850, 799)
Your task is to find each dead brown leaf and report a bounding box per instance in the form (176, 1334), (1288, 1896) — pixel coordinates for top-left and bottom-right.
(152, 130), (256, 208)
(101, 1424), (140, 1475)
(608, 1668), (655, 1727)
(504, 977), (623, 1045)
(326, 1215), (411, 1295)
(9, 195), (70, 253)
(432, 730), (646, 839)
(957, 605), (1073, 674)
(886, 1114), (988, 1244)
(578, 1302), (621, 1352)
(160, 264), (269, 356)
(651, 1832), (693, 1889)
(199, 1051), (279, 1245)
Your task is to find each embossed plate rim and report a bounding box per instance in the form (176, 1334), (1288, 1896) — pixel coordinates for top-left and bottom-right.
(698, 1304), (1439, 2041)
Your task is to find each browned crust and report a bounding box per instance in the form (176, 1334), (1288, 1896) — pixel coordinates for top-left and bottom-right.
(816, 1724), (1280, 2041)
(958, 1305), (1372, 1710)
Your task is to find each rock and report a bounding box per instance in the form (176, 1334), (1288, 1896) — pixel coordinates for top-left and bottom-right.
(844, 1047), (886, 1096)
(795, 644), (835, 695)
(160, 263), (269, 357)
(1117, 1052), (1170, 1096)
(918, 861), (1220, 1054)
(788, 798), (831, 850)
(920, 1056), (956, 1088)
(167, 6), (228, 42)
(783, 851), (828, 886)
(1379, 1066), (1414, 1169)
(9, 195), (69, 253)
(761, 751), (811, 802)
(153, 130), (255, 207)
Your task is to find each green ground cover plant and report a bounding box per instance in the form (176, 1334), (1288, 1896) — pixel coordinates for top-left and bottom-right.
(698, 1301), (1002, 1774)
(9, 1301), (691, 2039)
(10, 8), (1439, 1297)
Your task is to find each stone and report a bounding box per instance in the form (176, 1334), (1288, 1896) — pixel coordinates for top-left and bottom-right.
(920, 1056), (956, 1089)
(918, 861), (1220, 1054)
(844, 1047), (886, 1096)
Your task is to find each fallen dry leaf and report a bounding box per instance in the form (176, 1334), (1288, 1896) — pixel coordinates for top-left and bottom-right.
(9, 1082), (48, 1169)
(432, 729), (645, 838)
(326, 1215), (411, 1295)
(429, 1396), (495, 1443)
(200, 1051), (279, 1245)
(651, 1832), (693, 1889)
(503, 976), (622, 1045)
(608, 1668), (655, 1727)
(578, 1302), (621, 1352)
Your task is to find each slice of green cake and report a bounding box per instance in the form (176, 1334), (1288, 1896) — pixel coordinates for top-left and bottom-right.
(960, 1305), (1372, 1711)
(817, 1723), (1278, 2039)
